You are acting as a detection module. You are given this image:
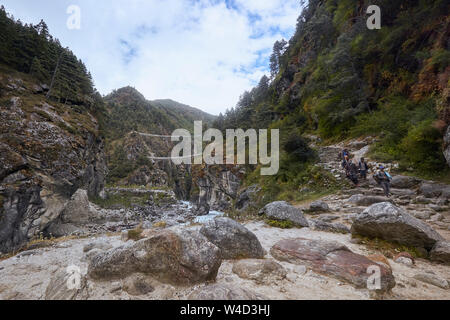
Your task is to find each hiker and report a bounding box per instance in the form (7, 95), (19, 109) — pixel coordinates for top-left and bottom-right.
(373, 165), (392, 197)
(341, 149), (350, 161)
(359, 157), (369, 180)
(347, 160), (359, 186)
(342, 155), (350, 177)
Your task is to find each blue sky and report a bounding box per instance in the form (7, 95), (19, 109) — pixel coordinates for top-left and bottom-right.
(1, 0), (302, 115)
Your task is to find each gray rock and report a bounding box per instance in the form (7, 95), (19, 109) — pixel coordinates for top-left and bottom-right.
(309, 200), (330, 213)
(308, 219), (350, 234)
(351, 202), (444, 251)
(259, 201), (309, 227)
(419, 182), (450, 199)
(390, 175), (421, 189)
(395, 257), (414, 266)
(232, 259), (287, 284)
(200, 217), (265, 260)
(348, 194), (392, 206)
(189, 284), (265, 300)
(429, 241), (450, 266)
(316, 214), (339, 223)
(61, 189), (101, 225)
(413, 272), (449, 289)
(88, 229), (222, 285)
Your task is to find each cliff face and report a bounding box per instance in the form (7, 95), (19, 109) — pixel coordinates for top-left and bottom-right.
(0, 69), (106, 253)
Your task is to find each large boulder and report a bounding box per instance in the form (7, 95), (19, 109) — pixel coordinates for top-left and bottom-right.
(390, 175), (421, 189)
(60, 189), (101, 225)
(429, 241), (450, 266)
(308, 200), (330, 213)
(259, 201), (309, 227)
(88, 228), (222, 285)
(200, 217), (265, 260)
(419, 182), (450, 199)
(348, 194), (392, 206)
(270, 238), (395, 293)
(189, 284), (265, 300)
(232, 259), (287, 284)
(351, 202), (444, 251)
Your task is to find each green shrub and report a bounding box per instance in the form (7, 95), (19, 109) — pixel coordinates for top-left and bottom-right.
(266, 219), (294, 229)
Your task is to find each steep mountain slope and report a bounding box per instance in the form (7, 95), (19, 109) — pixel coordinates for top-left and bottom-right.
(100, 86), (216, 199)
(217, 0), (450, 204)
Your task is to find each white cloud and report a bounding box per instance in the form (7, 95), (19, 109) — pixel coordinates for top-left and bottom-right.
(0, 0), (301, 115)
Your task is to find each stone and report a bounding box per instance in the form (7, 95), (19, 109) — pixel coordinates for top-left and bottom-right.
(348, 194), (392, 206)
(419, 182), (450, 199)
(200, 217), (265, 260)
(61, 189), (101, 225)
(390, 175), (421, 189)
(88, 229), (222, 285)
(309, 200), (330, 213)
(189, 284), (265, 300)
(259, 201), (309, 227)
(429, 241), (450, 265)
(44, 270), (89, 300)
(351, 202), (444, 251)
(308, 220), (350, 234)
(413, 272), (449, 289)
(394, 252), (415, 266)
(316, 214), (339, 223)
(232, 259), (287, 284)
(270, 238), (396, 293)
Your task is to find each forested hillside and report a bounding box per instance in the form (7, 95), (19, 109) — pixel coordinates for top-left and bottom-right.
(216, 0), (450, 201)
(0, 5), (99, 106)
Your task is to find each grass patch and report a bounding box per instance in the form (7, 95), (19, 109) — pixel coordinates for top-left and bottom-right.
(265, 219), (294, 229)
(353, 235), (428, 259)
(127, 224), (144, 241)
(91, 192), (149, 209)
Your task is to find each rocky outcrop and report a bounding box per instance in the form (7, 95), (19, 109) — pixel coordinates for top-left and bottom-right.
(88, 228), (222, 285)
(235, 184), (261, 212)
(419, 182), (450, 199)
(200, 217), (265, 260)
(308, 200), (330, 213)
(308, 219), (350, 234)
(351, 202), (444, 251)
(0, 89), (106, 253)
(259, 201), (309, 227)
(192, 165), (242, 214)
(270, 238), (396, 293)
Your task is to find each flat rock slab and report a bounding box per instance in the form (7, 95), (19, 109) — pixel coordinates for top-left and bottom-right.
(351, 202), (444, 251)
(270, 238), (395, 293)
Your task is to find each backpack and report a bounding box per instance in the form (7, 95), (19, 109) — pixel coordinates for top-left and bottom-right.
(385, 171), (392, 180)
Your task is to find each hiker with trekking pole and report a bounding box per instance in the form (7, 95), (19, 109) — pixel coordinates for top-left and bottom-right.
(373, 164), (392, 197)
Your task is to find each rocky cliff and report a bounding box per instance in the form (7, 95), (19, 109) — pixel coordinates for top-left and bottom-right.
(0, 69), (106, 253)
